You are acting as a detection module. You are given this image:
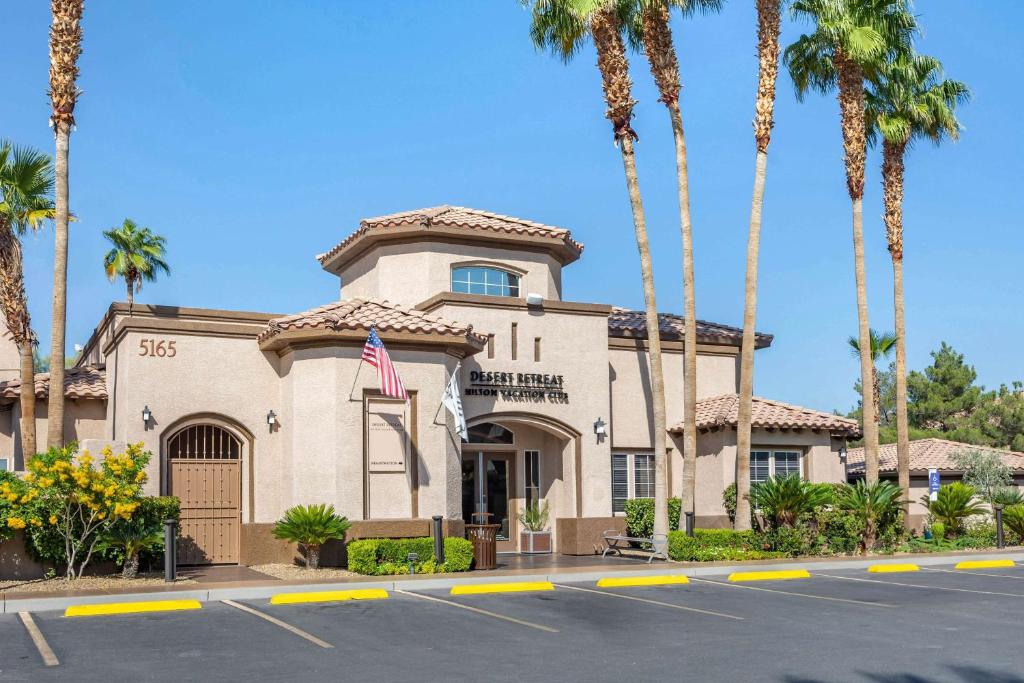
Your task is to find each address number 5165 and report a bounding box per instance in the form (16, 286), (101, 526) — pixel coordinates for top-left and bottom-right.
(139, 339), (177, 358)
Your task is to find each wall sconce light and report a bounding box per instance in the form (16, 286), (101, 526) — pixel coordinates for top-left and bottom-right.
(267, 410), (277, 432)
(838, 446), (848, 462)
(142, 405), (152, 426)
(594, 417), (607, 436)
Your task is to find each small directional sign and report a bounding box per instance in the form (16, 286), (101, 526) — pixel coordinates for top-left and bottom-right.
(928, 468), (940, 501)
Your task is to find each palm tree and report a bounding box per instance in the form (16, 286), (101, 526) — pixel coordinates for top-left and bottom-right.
(784, 0), (915, 484)
(47, 0), (85, 448)
(866, 51), (968, 526)
(626, 0), (722, 529)
(847, 328), (896, 425)
(0, 142), (55, 460)
(103, 219), (171, 308)
(526, 0), (671, 537)
(735, 0), (783, 532)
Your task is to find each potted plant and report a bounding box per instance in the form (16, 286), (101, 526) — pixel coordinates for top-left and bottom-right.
(272, 503), (351, 569)
(518, 501), (551, 554)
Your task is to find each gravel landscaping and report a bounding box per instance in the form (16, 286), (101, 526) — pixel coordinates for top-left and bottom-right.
(0, 572), (196, 594)
(251, 563), (360, 581)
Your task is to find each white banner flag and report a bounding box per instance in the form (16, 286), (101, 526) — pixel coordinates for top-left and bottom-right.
(442, 364), (468, 440)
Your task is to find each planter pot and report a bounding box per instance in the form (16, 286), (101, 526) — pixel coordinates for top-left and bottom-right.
(520, 530), (552, 554)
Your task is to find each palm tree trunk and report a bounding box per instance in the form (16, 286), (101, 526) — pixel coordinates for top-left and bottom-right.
(19, 341), (36, 459)
(47, 124), (69, 448)
(669, 101), (699, 526)
(591, 9), (669, 538)
(619, 135), (670, 539)
(639, 2), (691, 537)
(47, 0), (83, 449)
(126, 277), (135, 313)
(835, 54), (879, 482)
(737, 0), (781, 532)
(0, 227), (37, 459)
(883, 138), (911, 519)
(736, 151), (768, 531)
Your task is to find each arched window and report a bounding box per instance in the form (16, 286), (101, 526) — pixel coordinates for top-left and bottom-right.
(167, 424), (241, 460)
(466, 422), (515, 444)
(452, 266), (520, 298)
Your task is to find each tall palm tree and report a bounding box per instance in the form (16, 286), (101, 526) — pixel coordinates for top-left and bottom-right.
(784, 0), (914, 484)
(866, 52), (968, 514)
(848, 328), (896, 425)
(47, 0), (85, 448)
(0, 142), (56, 459)
(626, 0), (722, 527)
(527, 0), (671, 537)
(102, 219), (171, 308)
(735, 0), (783, 532)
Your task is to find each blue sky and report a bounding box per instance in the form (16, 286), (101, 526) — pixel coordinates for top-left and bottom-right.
(2, 1), (1021, 414)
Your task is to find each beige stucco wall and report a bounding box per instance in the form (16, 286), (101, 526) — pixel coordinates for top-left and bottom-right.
(0, 316), (20, 381)
(338, 241), (563, 305)
(666, 427), (846, 524)
(277, 343), (459, 523)
(609, 345), (739, 450)
(104, 326), (282, 523)
(5, 398), (107, 468)
(435, 300), (613, 519)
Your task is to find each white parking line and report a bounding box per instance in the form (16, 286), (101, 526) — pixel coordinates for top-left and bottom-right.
(921, 566), (1024, 581)
(222, 600), (333, 649)
(18, 612), (59, 667)
(554, 583), (744, 620)
(690, 577), (896, 608)
(814, 573), (1024, 598)
(396, 589), (559, 633)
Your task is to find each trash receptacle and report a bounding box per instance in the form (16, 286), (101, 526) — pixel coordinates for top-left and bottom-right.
(466, 514), (499, 570)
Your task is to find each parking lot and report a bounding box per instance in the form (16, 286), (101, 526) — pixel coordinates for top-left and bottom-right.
(3, 561), (1024, 682)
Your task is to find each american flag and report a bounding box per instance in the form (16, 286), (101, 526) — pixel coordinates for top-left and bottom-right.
(362, 327), (409, 400)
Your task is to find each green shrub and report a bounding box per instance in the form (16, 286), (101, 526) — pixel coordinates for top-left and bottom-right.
(924, 482), (986, 537)
(96, 523), (164, 579)
(443, 537), (474, 572)
(1002, 505), (1024, 543)
(930, 522), (946, 541)
(761, 526), (821, 557)
(750, 475), (832, 528)
(347, 536), (474, 575)
(835, 480), (905, 554)
(624, 497), (681, 538)
(667, 529), (777, 562)
(723, 483), (737, 523)
(273, 504), (352, 569)
(991, 487), (1024, 508)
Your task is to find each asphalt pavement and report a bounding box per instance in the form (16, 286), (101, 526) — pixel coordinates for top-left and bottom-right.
(3, 561), (1024, 682)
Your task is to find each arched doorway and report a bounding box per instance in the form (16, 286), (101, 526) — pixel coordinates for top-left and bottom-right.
(166, 423), (243, 565)
(463, 413), (583, 552)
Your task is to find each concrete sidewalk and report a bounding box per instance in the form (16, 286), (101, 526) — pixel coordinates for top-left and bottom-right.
(4, 547), (1024, 614)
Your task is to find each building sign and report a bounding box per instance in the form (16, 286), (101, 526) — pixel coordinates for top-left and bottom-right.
(464, 370), (569, 404)
(367, 401), (407, 472)
(928, 468), (940, 501)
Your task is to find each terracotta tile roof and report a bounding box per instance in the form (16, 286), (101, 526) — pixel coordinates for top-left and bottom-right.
(670, 394), (861, 438)
(317, 206), (584, 267)
(0, 366), (107, 400)
(258, 298), (488, 347)
(846, 438), (1024, 475)
(608, 308), (773, 348)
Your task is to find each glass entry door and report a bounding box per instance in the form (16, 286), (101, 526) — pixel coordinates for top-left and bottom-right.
(461, 451), (516, 552)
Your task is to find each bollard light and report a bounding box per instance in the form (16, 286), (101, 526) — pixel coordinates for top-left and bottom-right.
(163, 518), (178, 582)
(995, 504), (1005, 549)
(432, 515), (445, 565)
(685, 511), (695, 538)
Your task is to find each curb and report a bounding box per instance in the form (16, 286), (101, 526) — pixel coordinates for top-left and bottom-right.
(5, 550), (1024, 615)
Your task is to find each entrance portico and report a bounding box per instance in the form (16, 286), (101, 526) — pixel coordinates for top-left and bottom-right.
(462, 413), (581, 552)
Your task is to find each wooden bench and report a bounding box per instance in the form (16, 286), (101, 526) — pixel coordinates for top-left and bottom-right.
(602, 531), (669, 563)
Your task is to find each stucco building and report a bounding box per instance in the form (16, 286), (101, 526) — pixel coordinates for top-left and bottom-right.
(0, 206), (860, 564)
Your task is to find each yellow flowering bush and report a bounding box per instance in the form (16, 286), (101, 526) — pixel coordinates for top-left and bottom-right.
(0, 471), (30, 542)
(13, 442), (152, 580)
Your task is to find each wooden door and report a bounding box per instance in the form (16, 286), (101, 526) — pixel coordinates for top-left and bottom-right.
(167, 425), (242, 565)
